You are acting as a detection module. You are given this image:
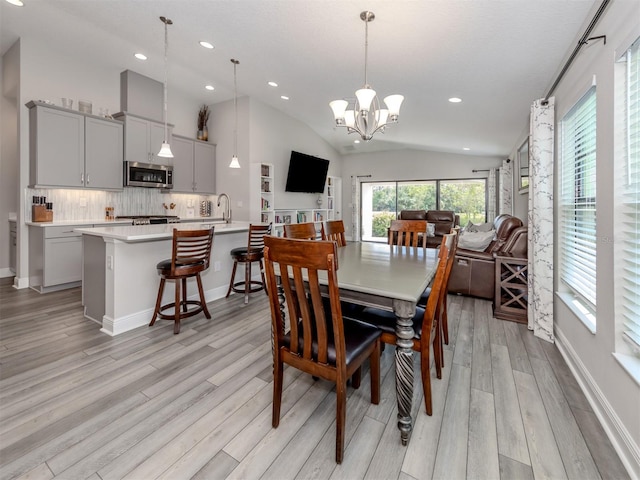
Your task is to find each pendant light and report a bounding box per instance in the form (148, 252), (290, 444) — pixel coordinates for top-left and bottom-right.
(229, 58), (241, 168)
(157, 16), (174, 158)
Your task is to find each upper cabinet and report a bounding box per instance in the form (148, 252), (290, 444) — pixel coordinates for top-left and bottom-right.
(171, 135), (216, 194)
(113, 112), (173, 166)
(27, 101), (123, 190)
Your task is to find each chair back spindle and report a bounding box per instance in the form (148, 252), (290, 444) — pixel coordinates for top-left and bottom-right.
(325, 220), (347, 247)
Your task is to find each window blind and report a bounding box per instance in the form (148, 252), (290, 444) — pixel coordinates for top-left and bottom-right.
(621, 39), (640, 349)
(560, 87), (597, 311)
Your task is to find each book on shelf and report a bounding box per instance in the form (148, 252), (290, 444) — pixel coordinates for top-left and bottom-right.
(261, 198), (270, 210)
(296, 212), (307, 223)
(261, 164), (270, 177)
(261, 213), (269, 223)
(284, 215), (292, 224)
(328, 198), (333, 209)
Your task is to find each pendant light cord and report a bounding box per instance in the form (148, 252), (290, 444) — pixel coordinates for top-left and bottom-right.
(232, 59), (239, 157)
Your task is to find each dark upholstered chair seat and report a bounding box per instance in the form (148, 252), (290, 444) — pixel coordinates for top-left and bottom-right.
(230, 246), (263, 257)
(345, 307), (425, 340)
(283, 317), (381, 366)
(156, 258), (205, 273)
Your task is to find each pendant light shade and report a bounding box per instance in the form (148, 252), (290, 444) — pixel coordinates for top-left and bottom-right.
(229, 58), (241, 168)
(229, 156), (241, 169)
(157, 16), (174, 158)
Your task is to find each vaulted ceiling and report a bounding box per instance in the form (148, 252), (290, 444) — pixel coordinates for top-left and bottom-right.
(1, 0), (598, 157)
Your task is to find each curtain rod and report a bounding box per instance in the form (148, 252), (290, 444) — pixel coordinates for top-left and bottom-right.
(543, 0), (610, 103)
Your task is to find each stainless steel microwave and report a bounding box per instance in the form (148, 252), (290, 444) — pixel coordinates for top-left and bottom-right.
(124, 161), (173, 189)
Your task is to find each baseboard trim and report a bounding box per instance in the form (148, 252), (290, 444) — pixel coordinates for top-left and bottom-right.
(98, 284), (231, 336)
(555, 326), (640, 479)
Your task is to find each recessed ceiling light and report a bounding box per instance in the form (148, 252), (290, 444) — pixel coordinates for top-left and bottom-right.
(463, 147), (470, 151)
(354, 140), (360, 144)
(5, 0), (24, 6)
(280, 95), (289, 100)
(268, 81), (278, 87)
(199, 41), (214, 49)
(205, 85), (215, 91)
(134, 53), (147, 60)
(449, 97), (462, 103)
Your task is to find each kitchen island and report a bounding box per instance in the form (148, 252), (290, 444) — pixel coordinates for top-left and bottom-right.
(76, 221), (251, 335)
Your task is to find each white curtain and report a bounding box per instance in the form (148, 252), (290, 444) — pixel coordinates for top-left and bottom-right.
(487, 168), (497, 220)
(528, 98), (555, 343)
(500, 159), (513, 214)
(350, 176), (359, 241)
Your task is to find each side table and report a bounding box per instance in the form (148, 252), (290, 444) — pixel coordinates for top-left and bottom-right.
(494, 252), (528, 323)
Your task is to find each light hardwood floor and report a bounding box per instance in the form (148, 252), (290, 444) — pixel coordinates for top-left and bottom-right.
(0, 277), (629, 480)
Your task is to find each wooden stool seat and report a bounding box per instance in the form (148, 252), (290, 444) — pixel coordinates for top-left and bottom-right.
(150, 228), (214, 334)
(226, 223), (272, 304)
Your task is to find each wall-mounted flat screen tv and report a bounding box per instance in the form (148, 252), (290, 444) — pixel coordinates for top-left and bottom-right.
(285, 151), (330, 193)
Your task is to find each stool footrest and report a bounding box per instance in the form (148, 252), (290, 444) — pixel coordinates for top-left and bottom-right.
(231, 280), (265, 295)
(156, 300), (208, 321)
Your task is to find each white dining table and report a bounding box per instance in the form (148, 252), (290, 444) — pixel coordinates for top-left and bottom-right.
(276, 241), (439, 445)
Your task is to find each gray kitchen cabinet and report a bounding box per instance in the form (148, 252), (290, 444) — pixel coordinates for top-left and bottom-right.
(28, 102), (84, 187)
(29, 225), (85, 292)
(194, 141), (216, 193)
(114, 112), (173, 166)
(27, 101), (123, 190)
(171, 135), (195, 192)
(85, 117), (123, 189)
(171, 135), (216, 194)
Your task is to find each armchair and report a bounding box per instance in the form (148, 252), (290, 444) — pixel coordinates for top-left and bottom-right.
(448, 214), (526, 300)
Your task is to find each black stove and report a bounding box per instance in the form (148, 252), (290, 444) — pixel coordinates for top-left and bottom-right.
(116, 215), (181, 225)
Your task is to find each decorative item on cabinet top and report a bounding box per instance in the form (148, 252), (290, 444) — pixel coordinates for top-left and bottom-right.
(197, 104), (210, 141)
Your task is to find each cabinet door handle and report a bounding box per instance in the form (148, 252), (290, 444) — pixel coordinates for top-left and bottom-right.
(86, 174), (90, 184)
(81, 173), (84, 184)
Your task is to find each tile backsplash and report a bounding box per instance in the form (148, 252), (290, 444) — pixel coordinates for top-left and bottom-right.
(24, 187), (223, 221)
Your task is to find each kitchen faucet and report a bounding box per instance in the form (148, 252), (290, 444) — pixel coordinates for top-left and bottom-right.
(217, 193), (232, 223)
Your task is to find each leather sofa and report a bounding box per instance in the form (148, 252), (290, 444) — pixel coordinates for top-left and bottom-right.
(399, 210), (460, 248)
(448, 214), (527, 300)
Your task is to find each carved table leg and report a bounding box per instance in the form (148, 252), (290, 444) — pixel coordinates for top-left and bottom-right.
(393, 298), (417, 446)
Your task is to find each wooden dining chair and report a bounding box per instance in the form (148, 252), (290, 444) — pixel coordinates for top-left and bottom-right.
(344, 237), (452, 416)
(150, 227), (215, 334)
(388, 219), (428, 247)
(283, 222), (325, 240)
(263, 236), (381, 463)
(419, 230), (458, 352)
(324, 220), (347, 247)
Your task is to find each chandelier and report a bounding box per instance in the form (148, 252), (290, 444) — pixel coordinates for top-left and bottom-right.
(329, 11), (404, 142)
(229, 59), (241, 169)
(157, 16), (173, 158)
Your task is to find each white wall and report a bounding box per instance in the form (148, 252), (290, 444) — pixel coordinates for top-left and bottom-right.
(550, 1), (640, 477)
(211, 96), (343, 221)
(340, 149), (503, 238)
(0, 41), (20, 277)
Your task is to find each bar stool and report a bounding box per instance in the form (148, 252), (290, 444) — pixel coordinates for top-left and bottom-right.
(226, 223), (272, 304)
(150, 227), (215, 334)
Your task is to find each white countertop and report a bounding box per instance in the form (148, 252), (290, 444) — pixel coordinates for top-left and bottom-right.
(26, 219), (134, 227)
(75, 221), (250, 242)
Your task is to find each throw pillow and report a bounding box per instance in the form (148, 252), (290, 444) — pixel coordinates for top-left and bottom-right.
(466, 221), (494, 233)
(458, 230), (495, 251)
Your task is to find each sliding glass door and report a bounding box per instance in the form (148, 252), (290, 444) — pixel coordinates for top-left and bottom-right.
(361, 179), (486, 242)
